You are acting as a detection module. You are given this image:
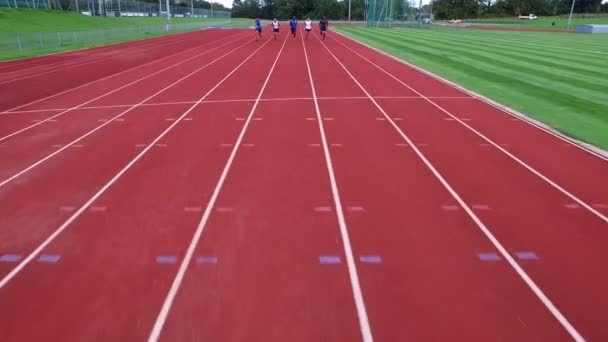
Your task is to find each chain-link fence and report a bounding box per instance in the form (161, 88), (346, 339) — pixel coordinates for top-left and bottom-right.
(364, 0), (432, 27)
(1, 0), (231, 18)
(0, 20), (231, 57)
(1, 0), (50, 9)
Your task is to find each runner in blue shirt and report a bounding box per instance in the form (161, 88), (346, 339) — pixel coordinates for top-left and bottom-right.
(289, 16), (298, 39)
(254, 17), (262, 41)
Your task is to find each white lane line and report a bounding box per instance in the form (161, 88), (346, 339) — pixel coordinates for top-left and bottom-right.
(0, 35), (189, 79)
(0, 32), (244, 114)
(146, 36), (284, 342)
(331, 34), (608, 225)
(0, 38), (252, 190)
(259, 97), (312, 101)
(0, 36), (177, 79)
(3, 96), (476, 114)
(0, 35), (248, 143)
(333, 31), (608, 161)
(58, 206), (76, 212)
(90, 206), (107, 212)
(321, 34), (585, 342)
(0, 31), (200, 73)
(304, 32), (373, 342)
(346, 206), (365, 212)
(0, 56), (132, 86)
(0, 36), (270, 292)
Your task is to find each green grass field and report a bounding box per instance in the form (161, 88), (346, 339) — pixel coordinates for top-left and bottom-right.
(467, 14), (608, 30)
(0, 9), (233, 32)
(0, 9), (247, 60)
(335, 26), (608, 150)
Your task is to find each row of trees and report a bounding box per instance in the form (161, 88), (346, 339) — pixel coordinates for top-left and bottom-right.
(68, 0), (230, 14)
(164, 0), (230, 11)
(433, 0), (607, 19)
(232, 0), (608, 20)
(231, 0), (365, 19)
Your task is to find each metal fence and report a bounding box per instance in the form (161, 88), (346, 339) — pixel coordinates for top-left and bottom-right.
(84, 0), (231, 19)
(1, 0), (50, 9)
(0, 20), (231, 56)
(0, 0), (231, 19)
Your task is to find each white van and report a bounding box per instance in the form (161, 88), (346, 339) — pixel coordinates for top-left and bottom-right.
(518, 14), (538, 20)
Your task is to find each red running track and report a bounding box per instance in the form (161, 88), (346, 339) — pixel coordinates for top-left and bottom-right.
(0, 25), (606, 341)
(0, 29), (245, 112)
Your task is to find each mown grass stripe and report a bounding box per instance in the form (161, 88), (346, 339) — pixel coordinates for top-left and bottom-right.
(336, 26), (608, 149)
(371, 30), (608, 103)
(404, 30), (608, 74)
(383, 28), (608, 71)
(352, 29), (608, 112)
(394, 27), (608, 60)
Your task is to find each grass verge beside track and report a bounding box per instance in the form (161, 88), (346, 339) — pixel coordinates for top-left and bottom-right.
(335, 26), (608, 150)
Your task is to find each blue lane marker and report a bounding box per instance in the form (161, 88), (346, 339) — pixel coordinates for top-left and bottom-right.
(319, 255), (341, 264)
(156, 256), (178, 264)
(196, 256), (218, 264)
(359, 255), (383, 264)
(38, 254), (61, 263)
(0, 254), (22, 263)
(478, 252), (501, 261)
(515, 251), (539, 260)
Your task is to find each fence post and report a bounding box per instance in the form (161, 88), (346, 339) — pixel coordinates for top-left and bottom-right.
(16, 33), (23, 51)
(57, 31), (62, 46)
(39, 32), (44, 48)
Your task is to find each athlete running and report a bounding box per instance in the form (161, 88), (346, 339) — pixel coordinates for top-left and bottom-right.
(289, 16), (298, 39)
(305, 17), (312, 40)
(254, 17), (262, 41)
(272, 18), (280, 40)
(319, 16), (328, 40)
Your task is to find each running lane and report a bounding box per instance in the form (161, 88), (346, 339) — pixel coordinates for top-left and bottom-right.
(324, 32), (608, 340)
(331, 32), (608, 215)
(156, 31), (361, 342)
(0, 29), (211, 74)
(0, 39), (263, 273)
(0, 29), (245, 112)
(0, 40), (271, 341)
(0, 36), (252, 188)
(2, 30), (246, 113)
(304, 33), (573, 341)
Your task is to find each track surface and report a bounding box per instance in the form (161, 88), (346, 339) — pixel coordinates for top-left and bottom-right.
(0, 26), (606, 341)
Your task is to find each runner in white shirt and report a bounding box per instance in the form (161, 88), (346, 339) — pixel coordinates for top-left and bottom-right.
(305, 18), (312, 40)
(272, 18), (280, 40)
